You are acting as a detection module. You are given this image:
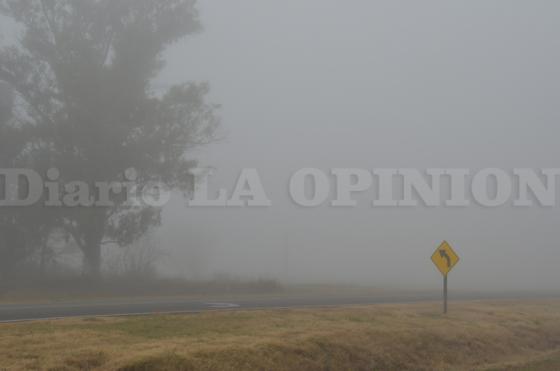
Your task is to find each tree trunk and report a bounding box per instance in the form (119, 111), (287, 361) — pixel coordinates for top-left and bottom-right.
(83, 239), (102, 277)
(79, 210), (107, 278)
(82, 220), (104, 278)
(39, 240), (48, 276)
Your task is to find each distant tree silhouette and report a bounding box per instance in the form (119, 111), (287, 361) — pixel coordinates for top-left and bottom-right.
(0, 0), (219, 276)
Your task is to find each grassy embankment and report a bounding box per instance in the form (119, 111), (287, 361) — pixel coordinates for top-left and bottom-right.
(2, 300), (560, 370)
(0, 276), (284, 304)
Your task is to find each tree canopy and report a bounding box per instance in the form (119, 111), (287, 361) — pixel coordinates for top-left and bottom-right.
(0, 0), (219, 275)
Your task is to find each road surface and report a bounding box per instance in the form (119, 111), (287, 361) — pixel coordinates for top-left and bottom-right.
(0, 291), (557, 322)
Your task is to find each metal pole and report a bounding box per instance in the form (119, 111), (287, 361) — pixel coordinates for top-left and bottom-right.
(443, 274), (448, 314)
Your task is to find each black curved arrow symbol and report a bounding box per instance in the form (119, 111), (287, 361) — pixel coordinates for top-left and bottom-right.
(439, 250), (451, 268)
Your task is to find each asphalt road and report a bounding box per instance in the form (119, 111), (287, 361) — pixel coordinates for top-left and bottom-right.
(0, 290), (558, 323)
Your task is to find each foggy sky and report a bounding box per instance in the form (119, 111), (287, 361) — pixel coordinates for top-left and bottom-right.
(155, 0), (560, 291)
(6, 1), (560, 291)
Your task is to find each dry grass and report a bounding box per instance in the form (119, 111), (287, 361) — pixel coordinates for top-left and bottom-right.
(1, 300), (560, 370)
(0, 276), (283, 304)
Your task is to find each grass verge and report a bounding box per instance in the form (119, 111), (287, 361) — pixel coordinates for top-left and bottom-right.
(1, 300), (560, 370)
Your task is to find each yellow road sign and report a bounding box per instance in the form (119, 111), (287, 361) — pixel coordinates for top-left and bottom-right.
(431, 241), (459, 276)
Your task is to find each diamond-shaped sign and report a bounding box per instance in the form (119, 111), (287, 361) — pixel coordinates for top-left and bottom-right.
(431, 241), (460, 276)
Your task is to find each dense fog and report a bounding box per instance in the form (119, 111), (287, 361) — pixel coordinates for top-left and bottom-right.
(1, 1), (560, 293)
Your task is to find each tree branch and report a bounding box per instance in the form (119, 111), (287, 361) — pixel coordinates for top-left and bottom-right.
(40, 0), (59, 48)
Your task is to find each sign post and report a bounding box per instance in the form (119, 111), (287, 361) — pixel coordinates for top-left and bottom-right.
(431, 241), (459, 314)
(443, 274), (448, 314)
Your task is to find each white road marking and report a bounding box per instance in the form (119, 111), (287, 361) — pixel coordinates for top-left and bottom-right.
(205, 302), (240, 309)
